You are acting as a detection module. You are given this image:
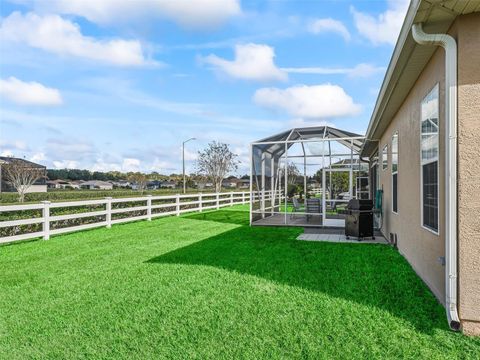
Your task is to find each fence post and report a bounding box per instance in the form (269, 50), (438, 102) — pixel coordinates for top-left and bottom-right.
(41, 201), (50, 240)
(216, 193), (220, 209)
(105, 197), (112, 228)
(199, 193), (203, 212)
(176, 194), (180, 216)
(230, 192), (234, 206)
(242, 192), (245, 204)
(146, 195), (152, 221)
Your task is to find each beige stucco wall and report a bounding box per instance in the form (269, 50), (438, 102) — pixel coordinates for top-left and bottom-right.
(457, 12), (480, 336)
(372, 13), (480, 335)
(376, 45), (447, 304)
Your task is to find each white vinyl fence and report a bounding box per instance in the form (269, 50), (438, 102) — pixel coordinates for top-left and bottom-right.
(0, 191), (258, 245)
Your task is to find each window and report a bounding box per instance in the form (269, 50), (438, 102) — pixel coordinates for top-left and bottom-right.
(421, 84), (439, 232)
(392, 132), (398, 213)
(382, 145), (388, 170)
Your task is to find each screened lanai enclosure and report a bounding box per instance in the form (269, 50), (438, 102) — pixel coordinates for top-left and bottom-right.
(250, 126), (369, 228)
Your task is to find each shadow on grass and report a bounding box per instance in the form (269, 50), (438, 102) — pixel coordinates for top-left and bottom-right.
(149, 209), (448, 334)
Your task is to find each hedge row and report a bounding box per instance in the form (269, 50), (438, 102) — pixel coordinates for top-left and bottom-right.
(0, 188), (238, 204)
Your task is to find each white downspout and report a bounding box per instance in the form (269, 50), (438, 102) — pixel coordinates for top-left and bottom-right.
(412, 23), (460, 331)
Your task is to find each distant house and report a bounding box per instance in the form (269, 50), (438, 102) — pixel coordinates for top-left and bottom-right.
(79, 180), (113, 190)
(111, 180), (131, 188)
(46, 179), (72, 189)
(222, 178), (238, 189)
(146, 180), (161, 190)
(235, 179), (250, 189)
(0, 156), (47, 193)
(69, 181), (83, 189)
(196, 180), (213, 190)
(331, 158), (369, 172)
(159, 180), (177, 189)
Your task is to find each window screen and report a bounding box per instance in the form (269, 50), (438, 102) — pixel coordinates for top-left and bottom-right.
(392, 132), (398, 213)
(421, 85), (439, 232)
(382, 145), (388, 170)
(392, 132), (398, 173)
(422, 162), (438, 231)
(392, 173), (398, 213)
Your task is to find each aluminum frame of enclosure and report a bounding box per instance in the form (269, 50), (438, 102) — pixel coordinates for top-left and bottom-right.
(250, 126), (367, 228)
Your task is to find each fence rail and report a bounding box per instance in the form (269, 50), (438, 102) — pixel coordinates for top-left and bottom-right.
(0, 191), (266, 245)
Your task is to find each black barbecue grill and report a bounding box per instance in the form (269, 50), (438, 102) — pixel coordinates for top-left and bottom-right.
(345, 199), (374, 240)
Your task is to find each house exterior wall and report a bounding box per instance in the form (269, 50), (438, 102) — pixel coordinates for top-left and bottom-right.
(374, 44), (447, 304)
(371, 14), (480, 335)
(24, 185), (47, 193)
(456, 12), (480, 336)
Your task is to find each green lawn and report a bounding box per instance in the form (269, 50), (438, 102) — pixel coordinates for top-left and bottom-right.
(1, 205), (479, 359)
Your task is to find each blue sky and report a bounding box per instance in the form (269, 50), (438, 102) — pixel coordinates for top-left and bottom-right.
(0, 0), (409, 175)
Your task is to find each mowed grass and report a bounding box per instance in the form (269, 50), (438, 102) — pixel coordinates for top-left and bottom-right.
(1, 205), (479, 359)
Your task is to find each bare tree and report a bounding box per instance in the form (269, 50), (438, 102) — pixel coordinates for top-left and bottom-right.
(197, 142), (239, 193)
(285, 162), (300, 185)
(127, 173), (148, 195)
(2, 158), (45, 202)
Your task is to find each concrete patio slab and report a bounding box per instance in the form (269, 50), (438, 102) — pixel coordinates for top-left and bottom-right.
(297, 232), (388, 244)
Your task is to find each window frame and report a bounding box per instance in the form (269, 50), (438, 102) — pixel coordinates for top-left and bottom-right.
(382, 144), (388, 171)
(391, 131), (398, 214)
(420, 84), (440, 235)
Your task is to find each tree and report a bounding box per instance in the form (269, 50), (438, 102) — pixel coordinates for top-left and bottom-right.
(330, 172), (349, 196)
(197, 141), (239, 193)
(314, 169), (353, 199)
(127, 173), (148, 194)
(2, 159), (45, 202)
(286, 162), (300, 185)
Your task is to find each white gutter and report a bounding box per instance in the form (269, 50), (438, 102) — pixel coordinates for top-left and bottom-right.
(412, 23), (460, 331)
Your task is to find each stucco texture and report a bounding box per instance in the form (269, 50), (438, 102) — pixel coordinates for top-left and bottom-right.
(376, 46), (446, 304)
(372, 13), (480, 335)
(457, 12), (480, 336)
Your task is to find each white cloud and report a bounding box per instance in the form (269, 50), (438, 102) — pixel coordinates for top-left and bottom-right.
(289, 118), (334, 128)
(31, 152), (46, 162)
(201, 43), (288, 82)
(122, 158), (141, 172)
(182, 148), (198, 162)
(0, 76), (62, 106)
(351, 0), (409, 45)
(308, 18), (350, 41)
(0, 12), (155, 66)
(46, 138), (96, 165)
(20, 0), (241, 29)
(53, 160), (79, 169)
(90, 160), (121, 172)
(253, 84), (361, 119)
(282, 63), (385, 78)
(0, 139), (29, 151)
(89, 155), (148, 173)
(0, 150), (14, 157)
(150, 159), (177, 173)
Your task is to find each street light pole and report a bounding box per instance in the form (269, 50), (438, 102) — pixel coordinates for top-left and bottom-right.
(182, 137), (196, 194)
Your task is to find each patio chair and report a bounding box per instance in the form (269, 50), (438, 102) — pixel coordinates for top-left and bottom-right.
(306, 198), (322, 222)
(291, 197), (304, 219)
